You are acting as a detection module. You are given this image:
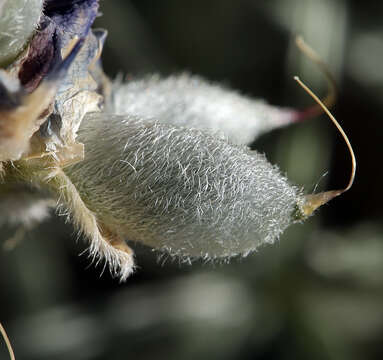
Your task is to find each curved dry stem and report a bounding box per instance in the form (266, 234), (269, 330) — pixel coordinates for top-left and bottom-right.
(0, 322), (15, 360)
(295, 36), (337, 121)
(294, 76), (356, 217)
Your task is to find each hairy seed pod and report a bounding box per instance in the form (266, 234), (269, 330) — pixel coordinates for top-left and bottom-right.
(0, 0), (44, 66)
(65, 112), (302, 260)
(106, 38), (337, 148)
(107, 74), (300, 146)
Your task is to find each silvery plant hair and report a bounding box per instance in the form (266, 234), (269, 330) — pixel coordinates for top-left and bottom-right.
(107, 74), (298, 146)
(0, 0), (43, 66)
(0, 0), (354, 281)
(65, 112), (301, 264)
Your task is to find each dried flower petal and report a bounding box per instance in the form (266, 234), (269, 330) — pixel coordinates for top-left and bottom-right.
(0, 40), (84, 161)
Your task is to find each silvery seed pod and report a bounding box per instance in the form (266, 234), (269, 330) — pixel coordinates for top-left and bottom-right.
(60, 75), (354, 277)
(0, 0), (44, 66)
(64, 112), (305, 260)
(107, 74), (302, 146)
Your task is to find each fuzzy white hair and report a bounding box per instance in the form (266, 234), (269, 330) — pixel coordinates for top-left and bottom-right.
(107, 74), (297, 146)
(0, 0), (43, 66)
(66, 112), (301, 261)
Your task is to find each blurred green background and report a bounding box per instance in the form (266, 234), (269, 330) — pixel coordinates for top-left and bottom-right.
(1, 0), (383, 359)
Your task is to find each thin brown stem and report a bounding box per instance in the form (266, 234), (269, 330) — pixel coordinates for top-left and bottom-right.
(0, 322), (15, 360)
(294, 36), (337, 121)
(294, 76), (356, 217)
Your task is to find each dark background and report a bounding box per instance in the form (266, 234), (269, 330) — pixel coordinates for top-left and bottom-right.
(1, 0), (383, 359)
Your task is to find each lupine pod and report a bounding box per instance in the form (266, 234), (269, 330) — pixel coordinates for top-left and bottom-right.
(65, 112), (302, 260)
(106, 37), (335, 146)
(107, 74), (301, 146)
(63, 76), (354, 270)
(0, 0), (44, 67)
